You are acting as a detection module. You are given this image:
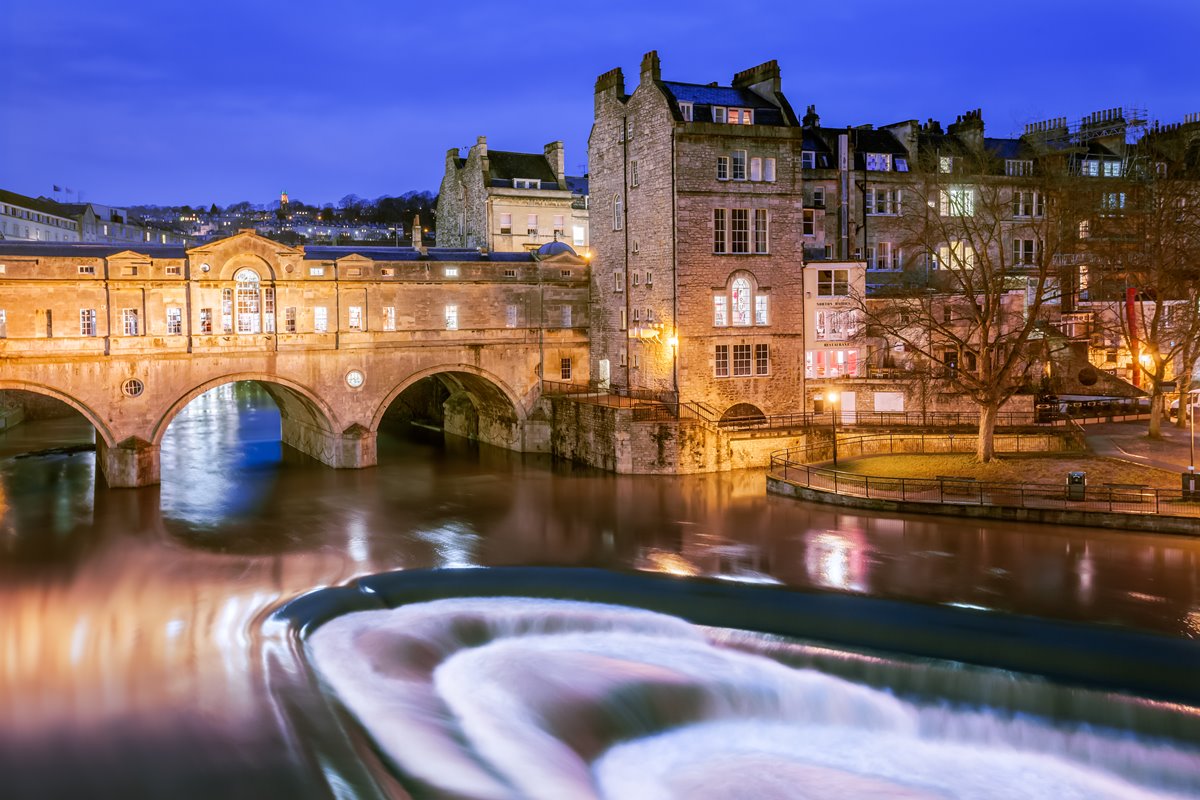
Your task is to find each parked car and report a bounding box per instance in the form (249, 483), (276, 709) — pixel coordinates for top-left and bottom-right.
(1169, 395), (1200, 419)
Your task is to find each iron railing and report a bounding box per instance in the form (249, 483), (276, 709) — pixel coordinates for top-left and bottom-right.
(768, 433), (1200, 519)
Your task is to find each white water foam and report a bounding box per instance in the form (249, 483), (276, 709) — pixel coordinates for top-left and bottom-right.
(307, 597), (1200, 800)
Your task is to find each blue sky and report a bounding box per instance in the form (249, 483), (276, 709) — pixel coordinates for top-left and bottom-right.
(2, 0), (1196, 207)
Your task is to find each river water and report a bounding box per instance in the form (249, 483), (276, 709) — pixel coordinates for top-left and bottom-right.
(2, 383), (1199, 798)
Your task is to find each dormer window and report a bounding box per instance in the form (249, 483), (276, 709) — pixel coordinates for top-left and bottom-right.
(939, 156), (955, 174)
(678, 101), (693, 121)
(513, 178), (540, 190)
(712, 106), (753, 125)
(865, 153), (891, 171)
(713, 106), (727, 124)
(895, 157), (909, 172)
(801, 151), (816, 169)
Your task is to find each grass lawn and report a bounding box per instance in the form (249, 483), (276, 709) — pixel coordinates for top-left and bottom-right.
(833, 453), (1178, 488)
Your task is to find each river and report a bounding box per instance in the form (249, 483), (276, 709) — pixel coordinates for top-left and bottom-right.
(2, 382), (1198, 798)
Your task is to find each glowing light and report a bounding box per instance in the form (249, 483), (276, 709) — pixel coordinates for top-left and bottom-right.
(827, 391), (839, 404)
(667, 335), (679, 347)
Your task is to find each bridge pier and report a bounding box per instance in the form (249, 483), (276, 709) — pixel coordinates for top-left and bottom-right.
(97, 437), (161, 489)
(280, 417), (377, 470)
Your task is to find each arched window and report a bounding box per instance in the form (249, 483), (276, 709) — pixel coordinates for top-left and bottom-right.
(731, 277), (751, 326)
(235, 269), (261, 334)
(613, 193), (623, 230)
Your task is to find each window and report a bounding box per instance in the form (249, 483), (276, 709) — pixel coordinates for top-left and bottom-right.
(731, 108), (753, 125)
(614, 270), (624, 292)
(1101, 192), (1127, 213)
(824, 244), (833, 259)
(644, 307), (654, 322)
(1013, 190), (1044, 218)
(613, 194), (623, 230)
(645, 270), (653, 286)
(939, 156), (955, 174)
(869, 242), (900, 270)
(380, 306), (395, 331)
(506, 304), (518, 328)
(166, 265), (182, 276)
(733, 344), (752, 376)
(895, 157), (909, 172)
(713, 106), (727, 124)
(731, 277), (752, 325)
(445, 305), (458, 330)
(504, 268), (518, 278)
(1012, 238), (1041, 265)
(500, 213), (512, 234)
(235, 269), (261, 334)
(345, 267), (362, 277)
(80, 308), (96, 337)
(314, 307), (328, 332)
(633, 271), (641, 287)
(753, 209), (768, 253)
(801, 151), (816, 169)
(815, 310), (854, 341)
(679, 101), (693, 121)
(263, 287), (275, 332)
(755, 344), (769, 375)
(0, 310), (5, 338)
(513, 178), (540, 189)
(1078, 220), (1091, 239)
(1080, 159), (1100, 177)
(572, 225), (585, 246)
(817, 269), (849, 296)
(714, 344), (730, 377)
(560, 358), (572, 380)
(122, 308), (140, 336)
(717, 156), (729, 181)
(527, 214), (538, 236)
(866, 188), (902, 215)
(713, 295), (728, 327)
(937, 241), (976, 270)
(732, 151), (747, 181)
(1006, 159), (1033, 177)
(1103, 161), (1122, 177)
(443, 267), (459, 278)
(620, 308), (627, 330)
(940, 187), (975, 217)
(285, 307), (297, 333)
(348, 306), (363, 331)
(561, 305), (572, 328)
(629, 161), (639, 187)
(731, 209), (750, 253)
(865, 153), (891, 171)
(553, 215), (565, 236)
(755, 295), (769, 325)
(764, 158), (776, 182)
(803, 209), (816, 237)
(167, 307), (182, 335)
(750, 157), (762, 182)
(309, 266), (325, 276)
(713, 209), (727, 253)
(77, 264), (95, 275)
(200, 308), (213, 334)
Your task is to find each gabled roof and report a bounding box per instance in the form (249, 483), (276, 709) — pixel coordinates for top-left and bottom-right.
(565, 175), (589, 195)
(301, 246), (539, 263)
(659, 81), (788, 126)
(0, 241), (186, 258)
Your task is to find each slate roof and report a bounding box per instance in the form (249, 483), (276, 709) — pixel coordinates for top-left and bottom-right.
(984, 137), (1027, 160)
(302, 246), (536, 263)
(0, 189), (73, 219)
(486, 150), (559, 188)
(565, 174), (589, 195)
(659, 81), (788, 126)
(0, 241), (186, 258)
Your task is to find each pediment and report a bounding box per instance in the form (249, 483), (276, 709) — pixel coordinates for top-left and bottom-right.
(187, 230), (303, 258)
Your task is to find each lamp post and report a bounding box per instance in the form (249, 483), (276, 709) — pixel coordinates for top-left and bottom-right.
(829, 391), (840, 467)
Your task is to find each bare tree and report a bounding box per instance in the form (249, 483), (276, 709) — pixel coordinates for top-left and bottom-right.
(854, 147), (1070, 461)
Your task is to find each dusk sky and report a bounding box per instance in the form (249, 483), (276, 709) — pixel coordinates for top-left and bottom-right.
(2, 0), (1196, 208)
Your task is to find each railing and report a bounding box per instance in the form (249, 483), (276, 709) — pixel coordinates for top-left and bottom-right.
(720, 410), (1045, 431)
(768, 433), (1200, 519)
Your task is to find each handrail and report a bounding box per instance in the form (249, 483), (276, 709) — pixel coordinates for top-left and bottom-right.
(768, 432), (1200, 519)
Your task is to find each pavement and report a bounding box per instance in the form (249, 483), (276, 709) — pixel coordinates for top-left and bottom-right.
(1083, 419), (1200, 475)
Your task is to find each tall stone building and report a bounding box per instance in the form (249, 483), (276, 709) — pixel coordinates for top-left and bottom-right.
(437, 137), (589, 253)
(589, 52), (808, 419)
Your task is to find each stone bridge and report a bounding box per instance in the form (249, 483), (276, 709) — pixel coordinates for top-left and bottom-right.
(0, 232), (590, 486)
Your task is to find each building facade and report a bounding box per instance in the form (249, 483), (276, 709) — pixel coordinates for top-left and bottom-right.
(0, 189), (81, 242)
(437, 137), (589, 253)
(589, 52), (808, 420)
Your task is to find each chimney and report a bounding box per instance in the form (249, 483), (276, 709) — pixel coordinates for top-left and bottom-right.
(475, 135), (487, 158)
(802, 104), (820, 128)
(640, 50), (661, 84)
(732, 59), (781, 95)
(544, 141), (566, 186)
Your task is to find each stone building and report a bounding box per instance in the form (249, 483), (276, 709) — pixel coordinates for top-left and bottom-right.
(437, 137), (589, 253)
(0, 189), (81, 242)
(589, 52), (808, 421)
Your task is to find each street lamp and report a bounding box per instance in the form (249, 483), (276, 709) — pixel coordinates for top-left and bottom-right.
(828, 391), (840, 467)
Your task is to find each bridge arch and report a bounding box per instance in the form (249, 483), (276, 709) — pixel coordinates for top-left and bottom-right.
(371, 364), (528, 433)
(0, 379), (116, 446)
(151, 373), (340, 447)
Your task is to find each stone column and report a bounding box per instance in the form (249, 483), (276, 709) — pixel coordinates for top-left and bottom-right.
(280, 417), (377, 469)
(97, 436), (161, 488)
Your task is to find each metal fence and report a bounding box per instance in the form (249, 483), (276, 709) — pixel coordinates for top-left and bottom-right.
(768, 434), (1200, 519)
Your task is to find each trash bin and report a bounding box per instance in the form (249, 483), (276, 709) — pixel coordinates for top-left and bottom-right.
(1183, 470), (1198, 501)
(1066, 471), (1087, 501)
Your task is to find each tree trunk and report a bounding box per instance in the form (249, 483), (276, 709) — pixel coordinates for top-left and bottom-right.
(976, 403), (999, 462)
(1175, 382), (1191, 429)
(1148, 390), (1165, 440)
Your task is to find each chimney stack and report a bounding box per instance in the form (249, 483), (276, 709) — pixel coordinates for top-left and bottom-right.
(640, 50), (661, 84)
(544, 141), (566, 186)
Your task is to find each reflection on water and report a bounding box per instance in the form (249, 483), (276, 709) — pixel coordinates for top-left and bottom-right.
(1, 382), (1199, 798)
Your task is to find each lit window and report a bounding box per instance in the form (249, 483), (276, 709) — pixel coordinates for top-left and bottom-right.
(348, 306), (363, 331)
(235, 269), (261, 334)
(444, 267), (459, 277)
(77, 264), (95, 275)
(80, 308), (96, 337)
(895, 157), (909, 172)
(166, 307), (182, 335)
(940, 187), (975, 217)
(713, 295), (728, 327)
(1005, 159), (1033, 177)
(939, 156), (954, 174)
(1103, 161), (1122, 177)
(1080, 159), (1100, 177)
(0, 310), (6, 338)
(714, 344), (729, 377)
(445, 304), (458, 330)
(572, 225), (585, 246)
(309, 266), (325, 276)
(731, 277), (752, 325)
(314, 307), (328, 332)
(865, 153), (891, 171)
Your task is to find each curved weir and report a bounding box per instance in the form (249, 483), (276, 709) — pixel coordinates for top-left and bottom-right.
(298, 582), (1200, 800)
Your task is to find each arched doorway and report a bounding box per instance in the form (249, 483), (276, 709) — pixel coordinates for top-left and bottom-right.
(720, 403), (767, 428)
